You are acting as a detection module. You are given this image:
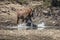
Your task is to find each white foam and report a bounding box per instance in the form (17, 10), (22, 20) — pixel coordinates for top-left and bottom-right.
(37, 22), (45, 30)
(17, 23), (29, 30)
(17, 22), (46, 30)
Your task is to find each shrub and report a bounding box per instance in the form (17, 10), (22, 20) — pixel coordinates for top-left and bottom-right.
(43, 0), (51, 7)
(16, 0), (27, 4)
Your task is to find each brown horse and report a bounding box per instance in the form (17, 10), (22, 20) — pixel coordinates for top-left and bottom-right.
(16, 7), (32, 23)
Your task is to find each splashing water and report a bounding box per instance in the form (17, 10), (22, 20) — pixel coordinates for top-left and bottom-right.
(37, 22), (45, 30)
(17, 22), (45, 30)
(17, 23), (28, 30)
(6, 21), (37, 30)
(6, 22), (46, 30)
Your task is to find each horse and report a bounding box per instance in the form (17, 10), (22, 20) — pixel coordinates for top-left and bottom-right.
(16, 7), (33, 23)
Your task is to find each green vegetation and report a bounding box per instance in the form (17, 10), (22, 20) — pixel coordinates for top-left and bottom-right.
(43, 0), (51, 7)
(16, 0), (28, 4)
(0, 0), (28, 4)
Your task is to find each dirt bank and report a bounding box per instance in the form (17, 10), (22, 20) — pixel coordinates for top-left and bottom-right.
(0, 29), (60, 40)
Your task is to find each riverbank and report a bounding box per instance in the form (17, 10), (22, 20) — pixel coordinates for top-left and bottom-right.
(0, 29), (60, 40)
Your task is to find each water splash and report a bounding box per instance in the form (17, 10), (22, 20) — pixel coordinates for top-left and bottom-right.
(6, 22), (45, 30)
(18, 22), (46, 30)
(17, 23), (28, 30)
(37, 22), (45, 30)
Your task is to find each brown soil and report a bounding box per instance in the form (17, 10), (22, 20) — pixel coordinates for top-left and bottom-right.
(0, 29), (60, 40)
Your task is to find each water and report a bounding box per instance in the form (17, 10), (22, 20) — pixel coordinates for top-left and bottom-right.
(17, 22), (46, 30)
(5, 22), (46, 30)
(17, 23), (28, 30)
(7, 21), (60, 30)
(37, 22), (46, 30)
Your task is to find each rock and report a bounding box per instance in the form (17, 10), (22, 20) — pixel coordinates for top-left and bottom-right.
(28, 1), (43, 9)
(0, 12), (17, 25)
(0, 4), (18, 25)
